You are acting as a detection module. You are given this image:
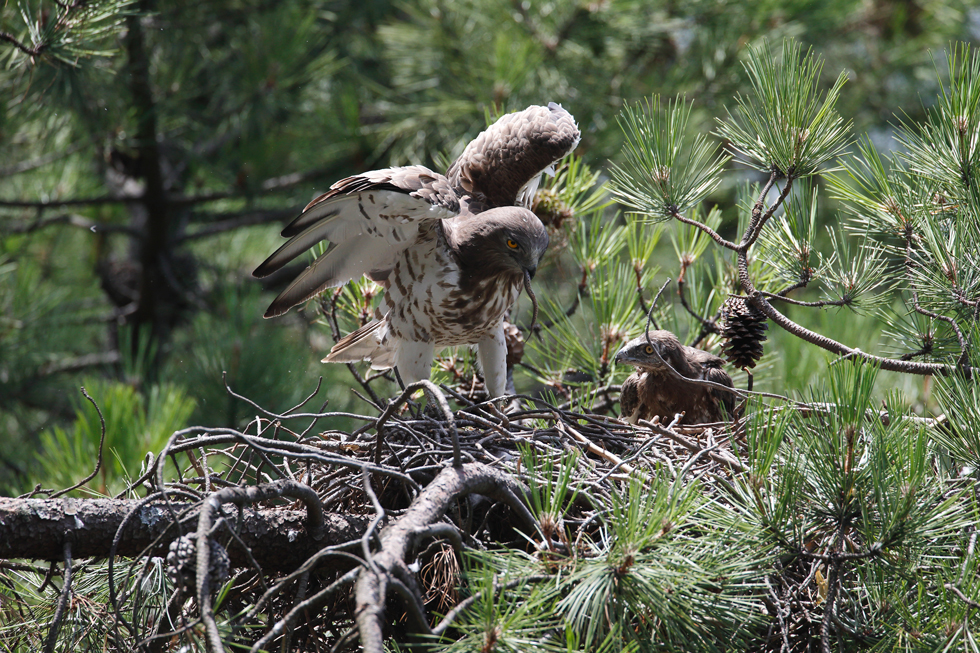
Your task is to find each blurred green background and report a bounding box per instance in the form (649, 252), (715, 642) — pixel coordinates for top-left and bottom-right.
(1, 0), (977, 494)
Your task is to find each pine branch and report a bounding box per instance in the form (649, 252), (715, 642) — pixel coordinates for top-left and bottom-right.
(177, 207), (297, 242)
(4, 213), (141, 236)
(0, 165), (335, 211)
(737, 255), (961, 375)
(904, 230), (970, 371)
(0, 496), (369, 570)
(761, 291), (852, 308)
(0, 29), (47, 57)
(669, 207), (739, 251)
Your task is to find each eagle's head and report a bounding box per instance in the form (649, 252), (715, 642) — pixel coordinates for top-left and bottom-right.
(614, 331), (685, 373)
(454, 207), (549, 282)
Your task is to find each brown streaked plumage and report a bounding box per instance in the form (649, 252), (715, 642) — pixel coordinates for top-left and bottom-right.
(448, 103), (583, 211)
(615, 331), (736, 425)
(253, 104), (580, 397)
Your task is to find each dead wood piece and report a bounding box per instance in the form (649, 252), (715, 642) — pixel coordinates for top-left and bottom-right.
(0, 497), (369, 573)
(194, 479), (329, 651)
(354, 462), (536, 653)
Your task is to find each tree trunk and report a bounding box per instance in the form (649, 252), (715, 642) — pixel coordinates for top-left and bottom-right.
(0, 497), (369, 573)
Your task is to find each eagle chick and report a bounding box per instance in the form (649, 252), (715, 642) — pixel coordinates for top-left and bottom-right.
(614, 331), (736, 425)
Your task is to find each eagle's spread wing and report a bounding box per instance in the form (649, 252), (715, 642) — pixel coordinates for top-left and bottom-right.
(253, 166), (459, 317)
(447, 103), (580, 209)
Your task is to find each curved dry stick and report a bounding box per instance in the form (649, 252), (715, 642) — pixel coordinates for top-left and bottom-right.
(249, 567), (362, 653)
(42, 539), (73, 653)
(353, 462), (535, 653)
(130, 427), (421, 492)
(50, 388), (106, 498)
(196, 480), (327, 652)
(375, 380), (460, 468)
(222, 372), (370, 422)
(644, 278), (672, 342)
(638, 419), (745, 473)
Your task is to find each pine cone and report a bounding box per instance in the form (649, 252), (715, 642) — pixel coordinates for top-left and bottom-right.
(721, 297), (768, 370)
(166, 535), (230, 589)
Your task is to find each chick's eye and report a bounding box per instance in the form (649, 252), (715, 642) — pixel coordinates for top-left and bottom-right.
(506, 239), (519, 249)
(644, 345), (655, 355)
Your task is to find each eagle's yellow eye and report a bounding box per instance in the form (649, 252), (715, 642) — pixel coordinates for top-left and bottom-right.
(644, 345), (655, 355)
(506, 239), (519, 249)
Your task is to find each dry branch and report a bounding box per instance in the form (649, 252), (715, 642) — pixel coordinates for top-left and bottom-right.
(353, 462), (536, 653)
(0, 497), (369, 573)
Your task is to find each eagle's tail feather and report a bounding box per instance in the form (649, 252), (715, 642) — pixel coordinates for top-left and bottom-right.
(322, 320), (393, 368)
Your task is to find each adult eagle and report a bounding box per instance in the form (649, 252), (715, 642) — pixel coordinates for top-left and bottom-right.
(614, 331), (736, 425)
(253, 103), (580, 397)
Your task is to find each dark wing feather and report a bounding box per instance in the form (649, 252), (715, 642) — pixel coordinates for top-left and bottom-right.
(282, 166), (459, 238)
(683, 344), (735, 422)
(620, 373), (641, 423)
(447, 104), (580, 209)
(704, 365), (737, 419)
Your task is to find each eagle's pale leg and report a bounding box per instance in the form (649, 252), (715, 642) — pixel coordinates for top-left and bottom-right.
(477, 326), (508, 398)
(393, 340), (435, 388)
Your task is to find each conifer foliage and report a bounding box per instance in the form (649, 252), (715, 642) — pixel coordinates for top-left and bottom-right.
(4, 2), (980, 652)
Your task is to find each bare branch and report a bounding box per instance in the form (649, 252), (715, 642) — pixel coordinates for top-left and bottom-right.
(4, 213), (141, 237)
(354, 463), (535, 653)
(50, 388), (107, 499)
(669, 208), (739, 251)
(42, 540), (73, 653)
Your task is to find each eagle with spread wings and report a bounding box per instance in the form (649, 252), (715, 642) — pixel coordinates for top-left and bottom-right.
(253, 103), (580, 397)
(615, 331), (736, 425)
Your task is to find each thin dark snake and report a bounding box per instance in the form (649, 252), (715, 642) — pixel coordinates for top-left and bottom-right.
(523, 270), (539, 335)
